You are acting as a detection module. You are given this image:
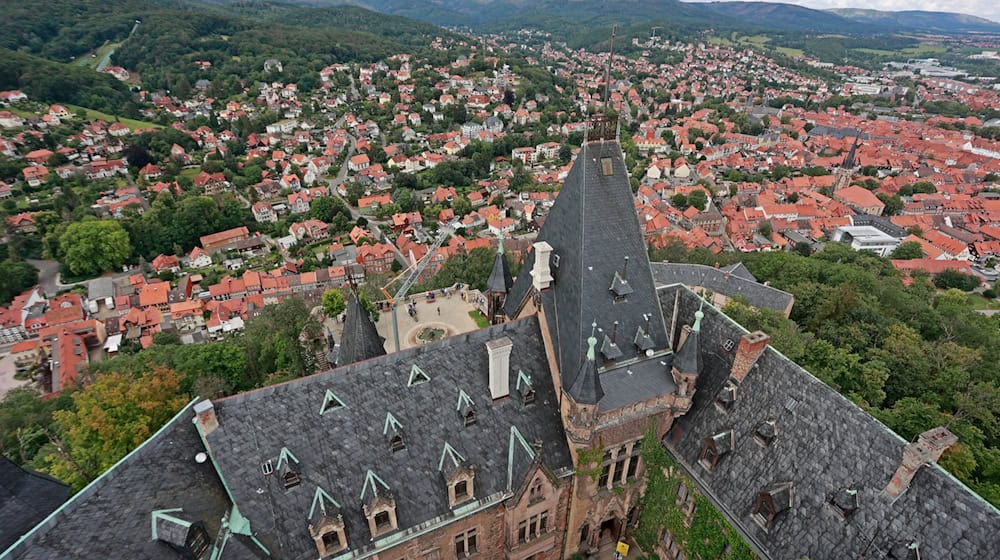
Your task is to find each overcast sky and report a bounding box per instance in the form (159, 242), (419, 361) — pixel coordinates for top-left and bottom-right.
(685, 0), (1000, 23)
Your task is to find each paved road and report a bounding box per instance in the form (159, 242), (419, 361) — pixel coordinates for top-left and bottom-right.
(27, 259), (92, 297)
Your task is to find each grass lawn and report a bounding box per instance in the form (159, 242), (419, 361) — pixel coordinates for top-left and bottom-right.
(708, 36), (734, 47)
(902, 44), (947, 55)
(740, 35), (771, 47)
(82, 41), (121, 70)
(967, 294), (1000, 310)
(180, 166), (202, 178)
(776, 46), (805, 57)
(64, 104), (164, 130)
(854, 48), (896, 56)
(468, 310), (489, 329)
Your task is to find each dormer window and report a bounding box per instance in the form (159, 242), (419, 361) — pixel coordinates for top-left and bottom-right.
(457, 389), (477, 427)
(888, 542), (921, 560)
(516, 370), (535, 405)
(754, 420), (777, 447)
(699, 431), (734, 471)
(715, 381), (737, 411)
(600, 157), (613, 176)
(282, 470), (302, 489)
(384, 412), (405, 452)
(362, 470), (397, 537)
(454, 479), (469, 500)
(529, 478), (543, 503)
(309, 486), (347, 556)
(829, 487), (859, 519)
(751, 482), (794, 532)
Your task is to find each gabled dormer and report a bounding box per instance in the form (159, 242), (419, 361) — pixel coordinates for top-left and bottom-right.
(699, 430), (734, 471)
(752, 481), (794, 531)
(600, 321), (624, 361)
(276, 447), (301, 489)
(151, 509), (212, 559)
(309, 486), (347, 556)
(439, 442), (474, 507)
(383, 412), (405, 452)
(361, 469), (397, 537)
(516, 370), (536, 406)
(456, 389), (477, 427)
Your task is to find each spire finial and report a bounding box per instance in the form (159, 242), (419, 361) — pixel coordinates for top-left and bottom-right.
(586, 330), (598, 362)
(693, 299), (705, 333)
(497, 231), (505, 255)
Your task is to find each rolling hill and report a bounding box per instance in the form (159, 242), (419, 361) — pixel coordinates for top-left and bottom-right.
(828, 8), (1000, 34)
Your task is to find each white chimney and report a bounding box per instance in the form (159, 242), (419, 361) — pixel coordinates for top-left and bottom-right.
(486, 337), (513, 400)
(530, 241), (554, 291)
(194, 400), (219, 435)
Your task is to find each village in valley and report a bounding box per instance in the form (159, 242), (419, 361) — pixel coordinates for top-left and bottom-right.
(4, 2), (1000, 557)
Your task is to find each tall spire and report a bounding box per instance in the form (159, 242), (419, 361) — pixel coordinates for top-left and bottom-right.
(337, 292), (386, 367)
(486, 233), (513, 326)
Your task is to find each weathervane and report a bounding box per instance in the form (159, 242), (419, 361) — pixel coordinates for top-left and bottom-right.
(587, 25), (619, 143)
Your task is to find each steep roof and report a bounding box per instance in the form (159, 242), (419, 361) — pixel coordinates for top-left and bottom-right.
(505, 140), (669, 386)
(657, 284), (1000, 559)
(336, 292), (385, 366)
(650, 262), (794, 313)
(2, 402), (261, 560)
(486, 237), (513, 294)
(203, 317), (573, 558)
(0, 458), (69, 552)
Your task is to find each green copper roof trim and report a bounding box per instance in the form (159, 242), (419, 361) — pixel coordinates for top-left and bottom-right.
(228, 503), (271, 555)
(150, 508), (188, 541)
(310, 485), (341, 519)
(438, 442), (466, 472)
(456, 389), (474, 411)
(320, 389), (346, 415)
(0, 399), (201, 557)
(361, 469), (391, 501)
(516, 370), (532, 391)
(383, 411), (402, 435)
(497, 232), (505, 255)
(276, 447), (299, 471)
(408, 364), (430, 386)
(507, 425), (536, 491)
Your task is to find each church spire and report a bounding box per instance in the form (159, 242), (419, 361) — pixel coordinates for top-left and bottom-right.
(567, 322), (604, 405)
(486, 233), (513, 326)
(337, 292), (386, 367)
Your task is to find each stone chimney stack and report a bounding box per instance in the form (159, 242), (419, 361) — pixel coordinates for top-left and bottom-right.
(885, 427), (958, 499)
(486, 337), (513, 401)
(730, 331), (769, 383)
(530, 241), (554, 291)
(194, 400), (219, 435)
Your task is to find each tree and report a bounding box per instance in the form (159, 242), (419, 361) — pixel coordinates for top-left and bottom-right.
(322, 289), (346, 318)
(758, 221), (773, 239)
(40, 367), (188, 490)
(671, 193), (689, 209)
(890, 241), (924, 260)
(934, 270), (981, 292)
(59, 219), (131, 276)
(0, 260), (39, 304)
(687, 189), (709, 212)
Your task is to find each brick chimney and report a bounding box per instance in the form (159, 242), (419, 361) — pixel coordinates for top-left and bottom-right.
(730, 331), (769, 383)
(486, 337), (513, 401)
(530, 241), (554, 291)
(885, 427), (958, 499)
(194, 400), (219, 435)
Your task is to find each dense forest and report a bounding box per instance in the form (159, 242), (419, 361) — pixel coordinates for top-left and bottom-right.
(652, 241), (1000, 508)
(0, 49), (137, 115)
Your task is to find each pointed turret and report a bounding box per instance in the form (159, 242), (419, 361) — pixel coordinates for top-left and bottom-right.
(567, 325), (604, 405)
(337, 292), (385, 367)
(843, 134), (861, 169)
(672, 301), (704, 397)
(486, 235), (513, 326)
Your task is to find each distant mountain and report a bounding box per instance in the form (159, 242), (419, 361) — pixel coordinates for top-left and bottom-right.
(696, 2), (876, 34)
(828, 8), (1000, 33)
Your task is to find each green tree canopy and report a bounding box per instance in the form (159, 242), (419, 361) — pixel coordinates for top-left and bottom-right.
(58, 219), (131, 276)
(322, 289), (346, 318)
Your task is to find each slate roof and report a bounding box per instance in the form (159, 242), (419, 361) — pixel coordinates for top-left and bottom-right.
(2, 402), (261, 560)
(657, 284), (1000, 560)
(651, 262), (794, 313)
(0, 458), (69, 551)
(486, 239), (514, 294)
(505, 140), (670, 388)
(204, 317), (573, 559)
(336, 292), (385, 367)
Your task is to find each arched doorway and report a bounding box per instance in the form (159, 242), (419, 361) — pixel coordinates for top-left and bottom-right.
(598, 516), (621, 544)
